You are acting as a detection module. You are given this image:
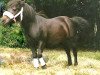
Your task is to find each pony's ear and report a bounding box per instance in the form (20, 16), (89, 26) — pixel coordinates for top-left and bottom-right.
(19, 0), (25, 6)
(21, 0), (25, 1)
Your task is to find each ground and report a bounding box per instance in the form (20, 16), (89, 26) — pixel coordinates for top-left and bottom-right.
(0, 47), (100, 75)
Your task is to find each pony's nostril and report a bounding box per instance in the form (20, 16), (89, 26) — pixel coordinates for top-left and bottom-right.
(0, 18), (3, 22)
(0, 18), (5, 23)
(0, 19), (3, 24)
(0, 18), (2, 23)
(1, 16), (9, 23)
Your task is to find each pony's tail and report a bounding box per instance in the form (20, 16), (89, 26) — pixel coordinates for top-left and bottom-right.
(70, 16), (89, 31)
(70, 16), (91, 45)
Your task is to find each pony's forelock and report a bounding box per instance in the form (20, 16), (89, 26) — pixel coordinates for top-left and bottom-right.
(7, 0), (25, 7)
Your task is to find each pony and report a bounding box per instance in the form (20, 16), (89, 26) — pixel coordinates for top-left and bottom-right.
(1, 0), (90, 69)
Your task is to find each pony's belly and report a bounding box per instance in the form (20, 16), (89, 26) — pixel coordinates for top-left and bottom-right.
(46, 36), (66, 48)
(45, 42), (63, 48)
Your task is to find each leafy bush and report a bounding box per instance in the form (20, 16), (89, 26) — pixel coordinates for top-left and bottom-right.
(0, 23), (26, 48)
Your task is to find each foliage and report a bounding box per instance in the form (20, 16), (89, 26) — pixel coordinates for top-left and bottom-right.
(0, 23), (26, 48)
(34, 0), (98, 18)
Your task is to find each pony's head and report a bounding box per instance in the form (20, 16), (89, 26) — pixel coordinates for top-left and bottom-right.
(1, 0), (25, 25)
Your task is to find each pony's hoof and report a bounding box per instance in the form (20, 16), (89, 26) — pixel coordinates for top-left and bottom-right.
(41, 65), (47, 69)
(34, 67), (39, 69)
(74, 63), (78, 66)
(67, 62), (72, 66)
(67, 64), (72, 66)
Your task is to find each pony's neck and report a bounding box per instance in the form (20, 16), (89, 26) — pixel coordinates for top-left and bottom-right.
(21, 3), (36, 25)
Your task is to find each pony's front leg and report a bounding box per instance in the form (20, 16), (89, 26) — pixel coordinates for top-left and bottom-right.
(37, 41), (46, 69)
(31, 49), (39, 69)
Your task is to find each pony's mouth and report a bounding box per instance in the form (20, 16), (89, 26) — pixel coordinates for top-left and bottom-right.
(1, 15), (10, 24)
(1, 15), (14, 25)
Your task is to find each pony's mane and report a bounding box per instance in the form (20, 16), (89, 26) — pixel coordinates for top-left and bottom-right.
(24, 3), (48, 19)
(36, 11), (48, 18)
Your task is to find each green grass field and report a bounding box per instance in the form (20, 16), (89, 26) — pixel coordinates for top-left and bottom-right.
(0, 47), (100, 75)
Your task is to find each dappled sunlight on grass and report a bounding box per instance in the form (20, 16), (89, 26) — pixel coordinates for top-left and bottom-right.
(0, 47), (100, 75)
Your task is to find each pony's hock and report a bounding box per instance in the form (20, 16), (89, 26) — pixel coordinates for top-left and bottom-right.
(1, 0), (90, 69)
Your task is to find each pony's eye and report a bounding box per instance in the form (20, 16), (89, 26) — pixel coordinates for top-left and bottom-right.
(12, 6), (17, 11)
(13, 9), (16, 11)
(13, 8), (17, 11)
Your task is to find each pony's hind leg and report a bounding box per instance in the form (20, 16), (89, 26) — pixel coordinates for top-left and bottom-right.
(72, 48), (78, 66)
(65, 48), (72, 66)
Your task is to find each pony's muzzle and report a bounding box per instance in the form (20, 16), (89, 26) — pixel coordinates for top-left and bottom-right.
(1, 15), (16, 25)
(1, 15), (10, 24)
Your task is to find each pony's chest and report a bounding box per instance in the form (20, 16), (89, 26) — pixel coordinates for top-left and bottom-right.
(22, 24), (39, 39)
(29, 26), (40, 38)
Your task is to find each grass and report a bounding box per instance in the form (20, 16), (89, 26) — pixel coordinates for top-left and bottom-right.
(0, 47), (100, 75)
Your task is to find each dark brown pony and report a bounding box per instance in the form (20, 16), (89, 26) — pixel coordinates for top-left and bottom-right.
(1, 0), (90, 69)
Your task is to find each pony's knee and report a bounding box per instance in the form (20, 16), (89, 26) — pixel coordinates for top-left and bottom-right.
(37, 53), (42, 58)
(37, 49), (42, 58)
(32, 53), (37, 58)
